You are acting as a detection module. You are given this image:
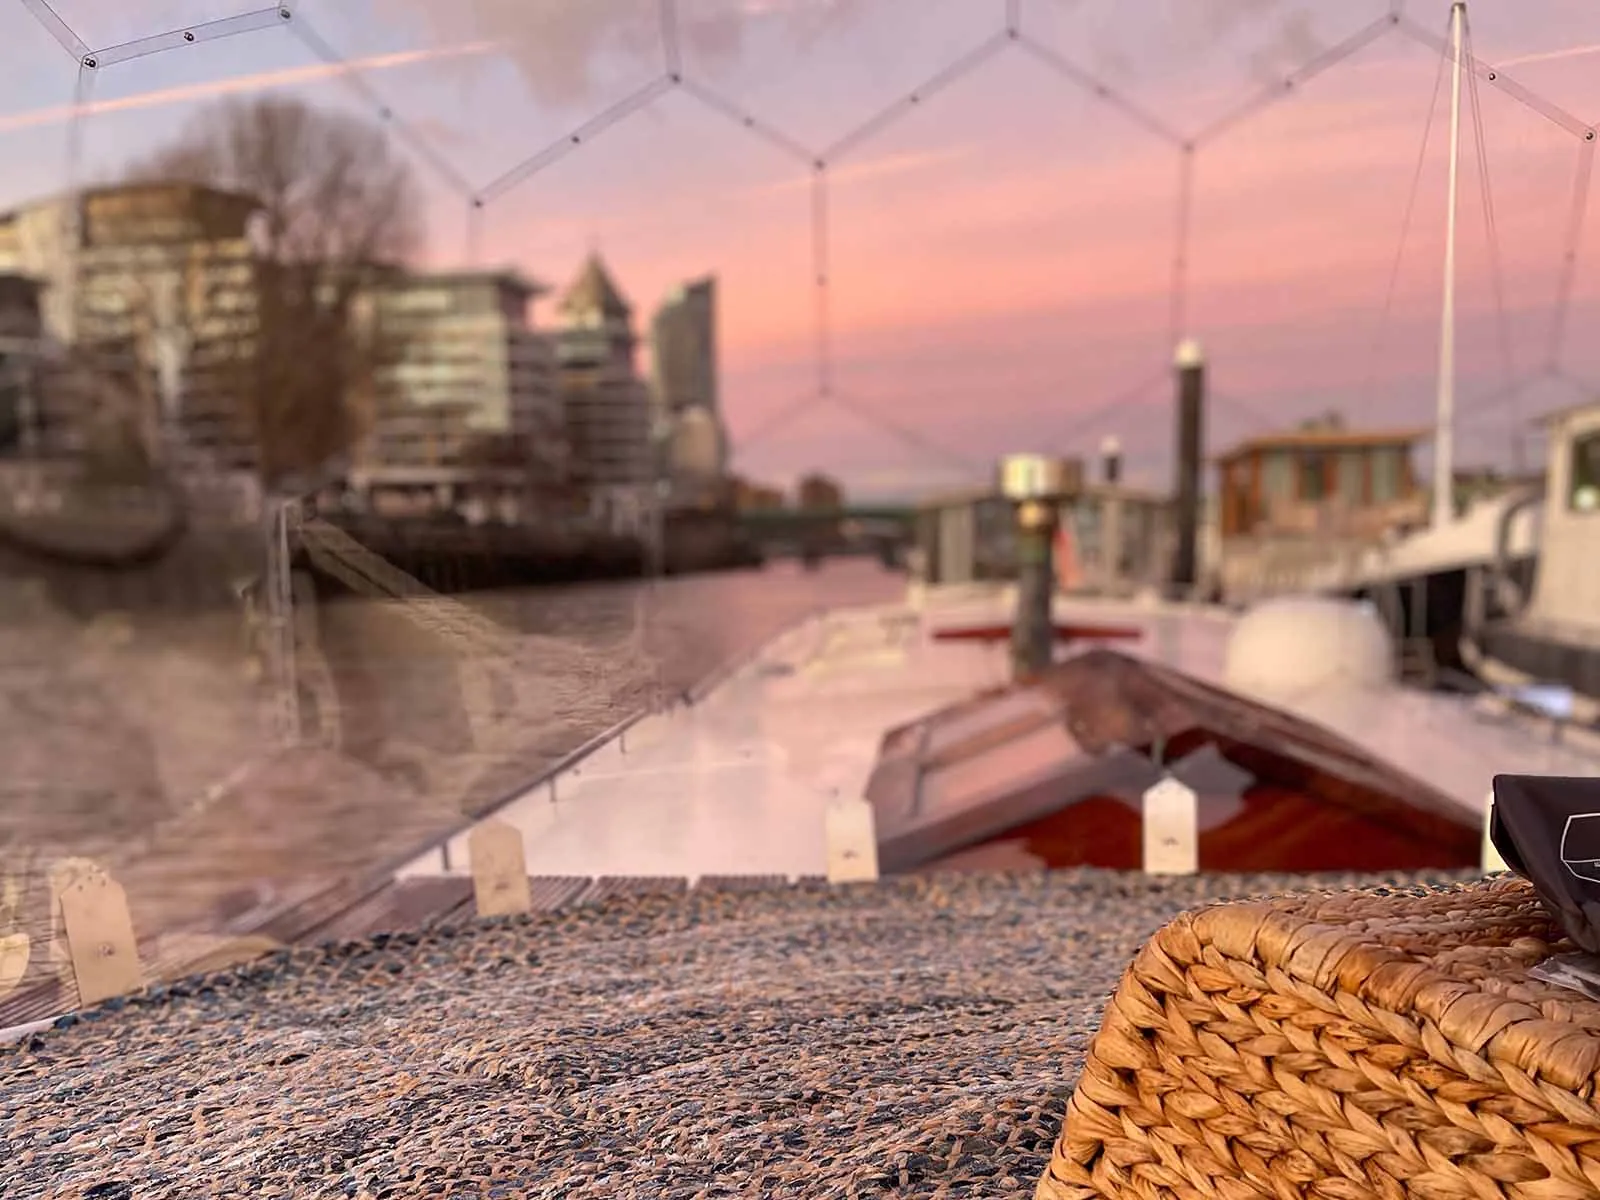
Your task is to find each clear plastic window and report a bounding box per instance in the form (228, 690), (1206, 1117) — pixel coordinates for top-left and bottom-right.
(922, 689), (1059, 765)
(919, 721), (1079, 818)
(1569, 431), (1600, 513)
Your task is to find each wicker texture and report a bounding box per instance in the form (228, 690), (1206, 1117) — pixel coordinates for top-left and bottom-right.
(1038, 878), (1600, 1200)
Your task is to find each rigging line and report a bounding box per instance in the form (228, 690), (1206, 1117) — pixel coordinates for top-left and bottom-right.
(1361, 24), (1449, 404)
(1448, 374), (1523, 422)
(831, 391), (985, 469)
(733, 393), (822, 455)
(1051, 368), (1170, 452)
(1462, 19), (1516, 394)
(1207, 390), (1280, 435)
(1461, 20), (1527, 471)
(1548, 364), (1594, 390)
(1548, 136), (1596, 370)
(1169, 147), (1195, 348)
(811, 169), (832, 400)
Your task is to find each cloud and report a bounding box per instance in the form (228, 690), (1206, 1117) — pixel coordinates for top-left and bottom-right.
(1046, 0), (1331, 92)
(375, 0), (875, 108)
(1499, 41), (1600, 67)
(0, 41), (499, 134)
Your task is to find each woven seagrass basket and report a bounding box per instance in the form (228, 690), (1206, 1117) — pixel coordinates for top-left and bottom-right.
(1037, 877), (1600, 1200)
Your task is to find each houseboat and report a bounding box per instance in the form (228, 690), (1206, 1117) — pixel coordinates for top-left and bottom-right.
(1211, 418), (1430, 600)
(1465, 399), (1600, 718)
(1209, 419), (1542, 683)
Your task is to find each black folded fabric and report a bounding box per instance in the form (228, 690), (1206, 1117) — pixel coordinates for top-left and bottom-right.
(1491, 774), (1600, 955)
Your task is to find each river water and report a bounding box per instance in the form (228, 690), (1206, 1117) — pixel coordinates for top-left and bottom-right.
(310, 555), (911, 812)
(473, 557), (908, 700)
(0, 558), (912, 997)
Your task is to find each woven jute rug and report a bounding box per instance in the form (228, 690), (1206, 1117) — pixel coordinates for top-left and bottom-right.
(0, 869), (1488, 1200)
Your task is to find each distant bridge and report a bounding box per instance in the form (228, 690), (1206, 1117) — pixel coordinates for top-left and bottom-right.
(732, 505), (917, 564)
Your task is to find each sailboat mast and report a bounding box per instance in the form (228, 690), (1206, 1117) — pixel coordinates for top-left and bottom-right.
(1432, 1), (1466, 529)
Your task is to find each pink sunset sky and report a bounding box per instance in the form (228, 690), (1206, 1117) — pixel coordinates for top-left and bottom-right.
(5, 0), (1600, 498)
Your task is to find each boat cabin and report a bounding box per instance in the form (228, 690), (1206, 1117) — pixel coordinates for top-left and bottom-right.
(914, 471), (1174, 593)
(1508, 400), (1600, 634)
(862, 646), (1479, 875)
(1215, 419), (1428, 541)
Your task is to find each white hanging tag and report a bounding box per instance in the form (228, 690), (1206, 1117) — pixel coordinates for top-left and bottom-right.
(1143, 775), (1199, 875)
(60, 873), (142, 1007)
(469, 820), (532, 917)
(825, 798), (879, 883)
(1483, 789), (1508, 873)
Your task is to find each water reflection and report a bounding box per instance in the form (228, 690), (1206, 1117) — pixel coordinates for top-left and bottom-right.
(0, 558), (904, 999)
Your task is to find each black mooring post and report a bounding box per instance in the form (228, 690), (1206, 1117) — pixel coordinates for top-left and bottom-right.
(999, 454), (1073, 678)
(1171, 338), (1206, 598)
(1011, 498), (1057, 678)
(1100, 435), (1124, 591)
(1101, 435), (1122, 485)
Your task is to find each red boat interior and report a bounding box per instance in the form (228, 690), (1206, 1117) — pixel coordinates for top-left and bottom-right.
(863, 647), (1480, 875)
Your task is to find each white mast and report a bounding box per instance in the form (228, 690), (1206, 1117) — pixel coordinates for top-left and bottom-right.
(1432, 2), (1466, 529)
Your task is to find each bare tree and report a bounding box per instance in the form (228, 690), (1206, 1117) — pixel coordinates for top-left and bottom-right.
(74, 349), (156, 488)
(128, 95), (425, 494)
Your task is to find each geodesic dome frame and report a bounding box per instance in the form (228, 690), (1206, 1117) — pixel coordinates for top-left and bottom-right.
(14, 0), (1600, 479)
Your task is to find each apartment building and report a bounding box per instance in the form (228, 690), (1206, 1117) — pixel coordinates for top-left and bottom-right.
(356, 269), (569, 517)
(0, 182), (261, 469)
(651, 277), (717, 417)
(555, 253), (654, 525)
(0, 184), (590, 525)
(0, 274), (44, 453)
(731, 474), (785, 511)
(650, 275), (730, 502)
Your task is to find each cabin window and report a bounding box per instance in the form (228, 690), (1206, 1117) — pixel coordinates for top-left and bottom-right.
(1338, 451), (1365, 505)
(1297, 453), (1328, 502)
(922, 690), (1058, 767)
(1261, 453), (1293, 504)
(919, 721), (1079, 819)
(1225, 461), (1258, 534)
(1569, 431), (1600, 513)
(1370, 448), (1402, 503)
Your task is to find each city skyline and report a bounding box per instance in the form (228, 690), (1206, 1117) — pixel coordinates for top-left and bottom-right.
(3, 1), (1600, 498)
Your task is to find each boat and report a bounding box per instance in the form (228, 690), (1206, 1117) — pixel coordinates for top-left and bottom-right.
(0, 463), (188, 568)
(1214, 6), (1545, 672)
(9, 522), (1592, 1031)
(9, 5), (1600, 1192)
(5, 541), (1595, 1194)
(1462, 399), (1600, 721)
(1211, 425), (1542, 684)
(10, 321), (1594, 1033)
(379, 573), (1594, 893)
